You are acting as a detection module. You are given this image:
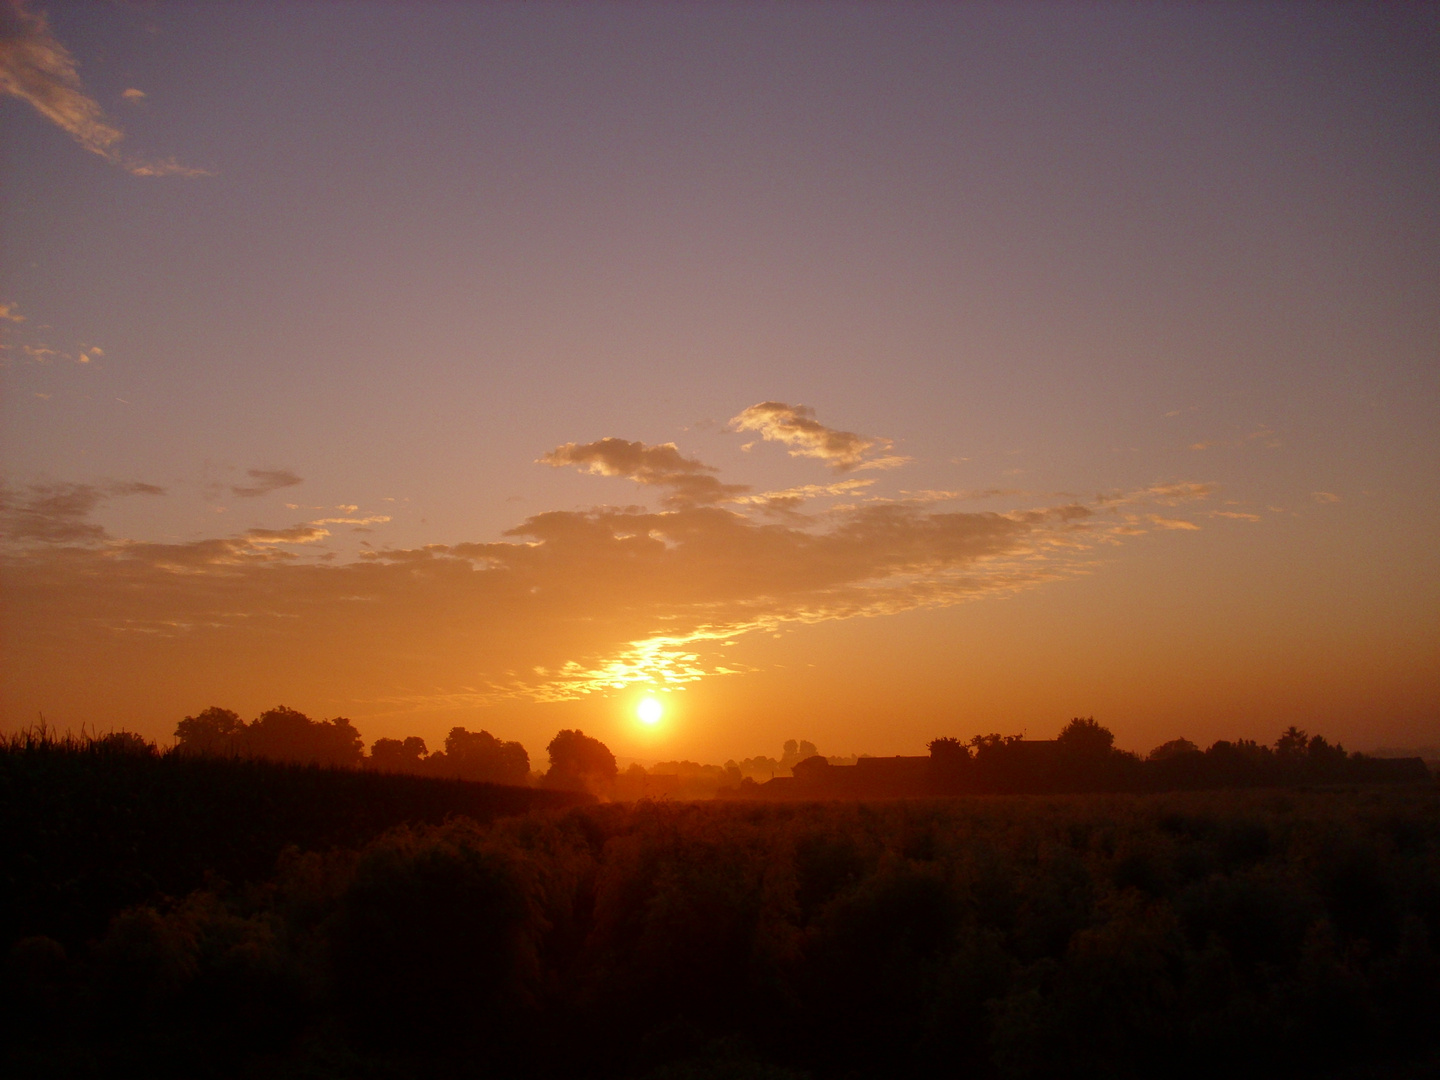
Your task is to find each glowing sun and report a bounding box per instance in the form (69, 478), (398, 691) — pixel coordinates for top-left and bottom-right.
(637, 697), (663, 725)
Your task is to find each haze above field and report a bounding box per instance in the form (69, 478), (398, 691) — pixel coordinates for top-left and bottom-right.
(2, 1), (1436, 762)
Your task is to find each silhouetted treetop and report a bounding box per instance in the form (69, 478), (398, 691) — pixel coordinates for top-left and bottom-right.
(1148, 737), (1200, 761)
(439, 727), (530, 785)
(174, 706), (245, 756)
(544, 729), (616, 794)
(369, 736), (428, 773)
(1275, 725), (1309, 760)
(249, 706), (364, 768)
(780, 739), (819, 771)
(927, 736), (969, 763)
(1056, 716), (1115, 756)
(174, 705), (363, 767)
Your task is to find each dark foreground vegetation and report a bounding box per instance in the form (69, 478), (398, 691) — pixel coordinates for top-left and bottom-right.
(0, 731), (588, 952)
(735, 719), (1431, 801)
(4, 736), (1439, 1079)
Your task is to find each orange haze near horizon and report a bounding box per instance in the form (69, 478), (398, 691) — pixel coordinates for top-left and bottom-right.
(2, 2), (1436, 764)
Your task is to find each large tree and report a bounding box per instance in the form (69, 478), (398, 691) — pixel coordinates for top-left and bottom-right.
(368, 736), (429, 774)
(245, 706), (364, 768)
(1056, 716), (1115, 757)
(543, 729), (616, 794)
(438, 728), (530, 786)
(173, 706), (246, 756)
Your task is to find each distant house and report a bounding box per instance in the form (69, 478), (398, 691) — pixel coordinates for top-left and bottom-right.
(789, 755), (834, 784)
(854, 755), (930, 796)
(762, 743), (1071, 799)
(769, 754), (933, 799)
(1008, 739), (1060, 759)
(723, 735), (1434, 802)
(1351, 756), (1431, 783)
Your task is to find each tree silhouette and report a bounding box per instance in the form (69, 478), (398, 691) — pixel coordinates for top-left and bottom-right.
(174, 706), (245, 756)
(246, 706), (364, 767)
(369, 736), (428, 773)
(1147, 737), (1198, 761)
(1056, 716), (1115, 756)
(1305, 733), (1348, 773)
(927, 737), (970, 793)
(439, 728), (530, 786)
(927, 736), (967, 762)
(780, 739), (819, 771)
(1275, 726), (1309, 761)
(543, 729), (616, 794)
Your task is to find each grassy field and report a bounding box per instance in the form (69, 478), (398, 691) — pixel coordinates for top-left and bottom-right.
(3, 739), (1438, 1079)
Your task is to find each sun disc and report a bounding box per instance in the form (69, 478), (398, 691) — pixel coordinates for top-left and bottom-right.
(637, 697), (663, 725)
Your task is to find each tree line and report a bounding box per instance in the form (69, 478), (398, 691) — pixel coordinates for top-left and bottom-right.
(922, 718), (1427, 794)
(170, 708), (1429, 799)
(173, 706), (617, 792)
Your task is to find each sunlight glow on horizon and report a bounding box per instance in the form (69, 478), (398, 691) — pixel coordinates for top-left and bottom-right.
(0, 3), (1434, 759)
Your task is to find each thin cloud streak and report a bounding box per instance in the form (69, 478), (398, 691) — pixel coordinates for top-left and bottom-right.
(0, 479), (164, 546)
(246, 525), (329, 546)
(0, 0), (210, 177)
(231, 468), (303, 498)
(730, 478), (875, 511)
(539, 438), (749, 507)
(730, 402), (908, 471)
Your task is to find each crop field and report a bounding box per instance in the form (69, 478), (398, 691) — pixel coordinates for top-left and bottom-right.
(0, 734), (589, 951)
(3, 739), (1438, 1079)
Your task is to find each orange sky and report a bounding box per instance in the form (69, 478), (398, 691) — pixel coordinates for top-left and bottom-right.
(2, 2), (1436, 762)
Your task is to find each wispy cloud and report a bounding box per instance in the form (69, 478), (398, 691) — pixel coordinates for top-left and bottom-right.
(230, 468), (303, 498)
(730, 402), (910, 471)
(730, 478), (875, 510)
(540, 437), (749, 507)
(311, 514), (392, 528)
(1099, 481), (1216, 508)
(0, 301), (25, 323)
(246, 525), (330, 546)
(853, 455), (913, 472)
(1313, 491), (1341, 504)
(898, 488), (1026, 503)
(1146, 515), (1200, 531)
(0, 479), (163, 545)
(0, 426), (1207, 713)
(0, 0), (210, 177)
(1187, 426), (1281, 453)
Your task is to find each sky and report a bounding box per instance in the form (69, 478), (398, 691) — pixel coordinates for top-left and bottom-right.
(2, 1), (1437, 764)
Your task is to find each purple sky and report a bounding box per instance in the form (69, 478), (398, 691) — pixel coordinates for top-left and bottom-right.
(2, 1), (1436, 761)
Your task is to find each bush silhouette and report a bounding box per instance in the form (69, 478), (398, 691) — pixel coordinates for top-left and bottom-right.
(329, 827), (535, 1054)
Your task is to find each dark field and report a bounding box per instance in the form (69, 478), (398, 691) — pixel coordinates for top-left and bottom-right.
(4, 743), (1439, 1079)
(0, 736), (590, 952)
